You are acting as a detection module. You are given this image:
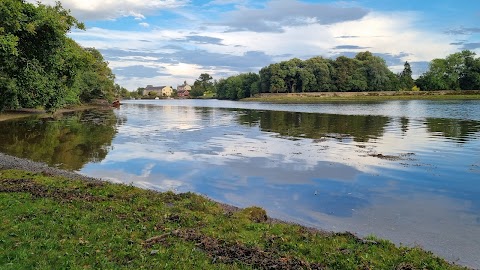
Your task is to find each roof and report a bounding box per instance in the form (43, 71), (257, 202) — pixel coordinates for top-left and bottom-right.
(145, 85), (169, 91)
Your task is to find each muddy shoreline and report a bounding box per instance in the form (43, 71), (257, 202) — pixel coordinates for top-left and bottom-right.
(0, 152), (101, 182)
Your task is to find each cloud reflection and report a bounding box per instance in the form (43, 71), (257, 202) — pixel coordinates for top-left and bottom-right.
(77, 100), (480, 267)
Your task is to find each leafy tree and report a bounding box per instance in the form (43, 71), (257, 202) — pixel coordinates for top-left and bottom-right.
(190, 80), (205, 97)
(304, 57), (336, 92)
(0, 0), (119, 111)
(225, 76), (242, 100)
(356, 52), (393, 91)
(73, 47), (115, 102)
(416, 50), (480, 91)
(399, 61), (414, 90)
(0, 0), (85, 111)
(215, 78), (228, 99)
(459, 52), (480, 90)
(196, 73), (213, 92)
(333, 56), (362, 91)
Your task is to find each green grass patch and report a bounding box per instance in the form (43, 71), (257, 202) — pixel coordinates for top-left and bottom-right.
(0, 169), (468, 269)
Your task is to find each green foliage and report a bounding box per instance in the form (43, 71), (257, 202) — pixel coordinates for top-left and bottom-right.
(190, 73), (216, 97)
(237, 206), (268, 223)
(416, 50), (480, 91)
(399, 61), (415, 90)
(190, 84), (205, 97)
(220, 50), (480, 99)
(148, 91), (158, 97)
(216, 73), (260, 100)
(232, 51), (401, 100)
(0, 0), (117, 111)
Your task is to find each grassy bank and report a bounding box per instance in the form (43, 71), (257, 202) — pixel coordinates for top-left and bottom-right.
(0, 169), (467, 269)
(243, 91), (480, 103)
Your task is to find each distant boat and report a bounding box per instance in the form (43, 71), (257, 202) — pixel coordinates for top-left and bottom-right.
(155, 97), (159, 100)
(112, 100), (121, 107)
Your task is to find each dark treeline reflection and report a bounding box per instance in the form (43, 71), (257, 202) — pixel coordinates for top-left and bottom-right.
(425, 118), (480, 142)
(0, 110), (118, 170)
(237, 110), (390, 142)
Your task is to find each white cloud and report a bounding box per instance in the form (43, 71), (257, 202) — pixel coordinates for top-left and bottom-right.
(328, 12), (455, 62)
(29, 0), (188, 20)
(139, 22), (150, 28)
(68, 8), (459, 90)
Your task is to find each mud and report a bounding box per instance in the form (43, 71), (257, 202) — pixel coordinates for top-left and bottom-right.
(0, 178), (102, 202)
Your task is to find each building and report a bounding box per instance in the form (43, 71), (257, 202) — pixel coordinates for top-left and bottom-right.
(142, 85), (173, 97)
(177, 81), (191, 97)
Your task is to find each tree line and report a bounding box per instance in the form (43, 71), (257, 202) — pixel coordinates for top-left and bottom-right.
(214, 50), (480, 100)
(0, 0), (119, 112)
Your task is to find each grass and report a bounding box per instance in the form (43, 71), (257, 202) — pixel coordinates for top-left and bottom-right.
(0, 169), (468, 269)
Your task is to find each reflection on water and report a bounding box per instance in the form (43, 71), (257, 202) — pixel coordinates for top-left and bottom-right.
(0, 110), (118, 170)
(238, 110), (390, 142)
(425, 118), (480, 142)
(1, 100), (480, 267)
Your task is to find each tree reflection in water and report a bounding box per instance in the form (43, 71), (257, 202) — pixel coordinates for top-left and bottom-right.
(0, 110), (119, 170)
(237, 110), (390, 142)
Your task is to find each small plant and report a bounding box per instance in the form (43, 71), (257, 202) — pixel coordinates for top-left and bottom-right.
(239, 206), (268, 223)
(411, 85), (420, 91)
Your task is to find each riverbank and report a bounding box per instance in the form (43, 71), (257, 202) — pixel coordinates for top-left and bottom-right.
(244, 90), (480, 103)
(0, 103), (113, 122)
(0, 153), (468, 269)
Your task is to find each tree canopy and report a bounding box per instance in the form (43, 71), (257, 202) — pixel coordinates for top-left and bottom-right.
(0, 0), (117, 112)
(416, 50), (480, 91)
(215, 50), (480, 100)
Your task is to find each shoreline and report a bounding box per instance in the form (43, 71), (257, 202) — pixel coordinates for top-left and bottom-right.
(0, 152), (471, 269)
(243, 90), (480, 103)
(0, 103), (113, 122)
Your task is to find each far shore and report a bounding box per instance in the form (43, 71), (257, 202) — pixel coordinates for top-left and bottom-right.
(243, 90), (480, 103)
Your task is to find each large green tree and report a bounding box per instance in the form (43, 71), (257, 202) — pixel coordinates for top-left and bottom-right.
(416, 50), (479, 91)
(0, 0), (84, 111)
(0, 0), (117, 111)
(399, 61), (414, 90)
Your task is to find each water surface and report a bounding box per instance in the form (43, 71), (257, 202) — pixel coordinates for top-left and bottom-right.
(1, 99), (479, 267)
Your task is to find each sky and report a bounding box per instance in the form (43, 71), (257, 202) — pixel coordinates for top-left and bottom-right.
(29, 0), (480, 90)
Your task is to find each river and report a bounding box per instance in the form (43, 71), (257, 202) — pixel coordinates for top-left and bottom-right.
(1, 99), (479, 268)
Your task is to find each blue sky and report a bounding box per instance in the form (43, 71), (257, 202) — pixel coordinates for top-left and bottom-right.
(30, 0), (480, 90)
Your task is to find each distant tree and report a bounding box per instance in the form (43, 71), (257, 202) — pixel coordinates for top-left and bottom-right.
(416, 50), (479, 91)
(148, 91), (157, 97)
(196, 73), (213, 92)
(190, 81), (204, 97)
(459, 51), (480, 90)
(215, 78), (227, 99)
(399, 61), (415, 90)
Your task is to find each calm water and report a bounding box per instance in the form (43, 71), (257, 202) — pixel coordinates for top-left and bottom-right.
(1, 99), (479, 267)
